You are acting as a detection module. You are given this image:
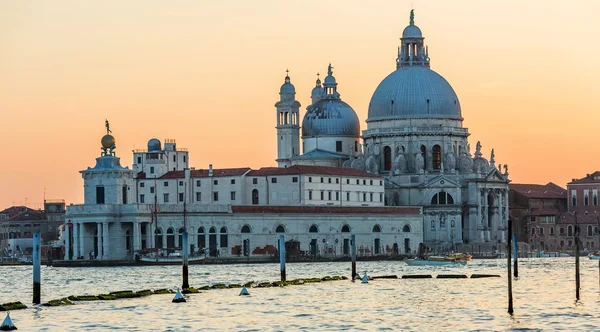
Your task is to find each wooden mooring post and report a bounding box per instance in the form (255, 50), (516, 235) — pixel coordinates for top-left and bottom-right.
(33, 232), (41, 304)
(279, 235), (286, 282)
(182, 231), (189, 290)
(575, 220), (581, 301)
(351, 234), (357, 279)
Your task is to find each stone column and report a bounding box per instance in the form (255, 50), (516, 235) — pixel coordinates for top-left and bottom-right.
(133, 221), (141, 252)
(162, 232), (167, 250)
(484, 189), (491, 242)
(102, 222), (110, 260)
(73, 223), (79, 259)
(79, 223), (85, 258)
(97, 222), (102, 259)
(64, 223), (71, 260)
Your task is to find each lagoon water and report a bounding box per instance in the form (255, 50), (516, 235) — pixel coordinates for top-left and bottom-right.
(1, 258), (599, 331)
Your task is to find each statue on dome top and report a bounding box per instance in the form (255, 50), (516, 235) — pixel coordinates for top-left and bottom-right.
(410, 9), (415, 25)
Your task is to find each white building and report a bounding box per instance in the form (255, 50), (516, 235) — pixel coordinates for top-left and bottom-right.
(64, 10), (510, 261)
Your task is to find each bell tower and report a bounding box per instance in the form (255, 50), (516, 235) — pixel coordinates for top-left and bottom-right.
(275, 70), (301, 167)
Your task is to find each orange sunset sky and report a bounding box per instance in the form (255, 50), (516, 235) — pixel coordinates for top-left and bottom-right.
(1, 0), (599, 210)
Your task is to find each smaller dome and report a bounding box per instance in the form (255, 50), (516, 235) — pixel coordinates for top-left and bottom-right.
(280, 74), (295, 95)
(148, 138), (162, 152)
(311, 85), (323, 98)
(324, 75), (336, 85)
(302, 99), (360, 137)
(101, 135), (115, 149)
(402, 24), (422, 38)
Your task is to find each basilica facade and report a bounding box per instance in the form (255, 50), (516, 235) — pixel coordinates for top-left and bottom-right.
(276, 11), (510, 245)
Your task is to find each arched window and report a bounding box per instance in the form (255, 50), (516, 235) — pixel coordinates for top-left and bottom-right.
(252, 189), (259, 205)
(341, 224), (350, 233)
(403, 225), (411, 232)
(594, 194), (599, 206)
(431, 192), (454, 205)
(383, 146), (392, 171)
(220, 227), (228, 248)
(584, 195), (589, 206)
(568, 225), (573, 237)
(309, 224), (318, 233)
(166, 227), (175, 248)
(432, 145), (441, 170)
(588, 225), (593, 237)
(209, 227), (216, 233)
(275, 225), (285, 233)
(284, 112), (289, 124)
(155, 228), (163, 249)
(372, 225), (381, 232)
(420, 145), (427, 169)
(241, 225), (251, 233)
(197, 227), (205, 251)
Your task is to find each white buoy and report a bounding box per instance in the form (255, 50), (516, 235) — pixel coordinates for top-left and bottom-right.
(239, 286), (250, 296)
(172, 288), (186, 303)
(361, 272), (369, 284)
(1, 312), (17, 331)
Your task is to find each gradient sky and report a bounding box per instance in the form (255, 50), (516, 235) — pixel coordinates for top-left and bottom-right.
(1, 0), (599, 210)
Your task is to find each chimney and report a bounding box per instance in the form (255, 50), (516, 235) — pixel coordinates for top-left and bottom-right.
(208, 164), (213, 177)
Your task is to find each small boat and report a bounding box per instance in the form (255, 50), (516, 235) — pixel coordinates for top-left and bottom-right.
(136, 250), (207, 265)
(404, 256), (467, 266)
(589, 252), (600, 260)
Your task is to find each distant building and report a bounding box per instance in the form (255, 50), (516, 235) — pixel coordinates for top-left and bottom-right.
(509, 183), (567, 251)
(566, 171), (600, 251)
(0, 201), (65, 256)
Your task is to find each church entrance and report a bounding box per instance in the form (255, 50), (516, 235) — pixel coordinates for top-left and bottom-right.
(343, 239), (350, 256)
(404, 238), (410, 254)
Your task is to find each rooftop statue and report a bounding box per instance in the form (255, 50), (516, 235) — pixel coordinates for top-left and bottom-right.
(410, 9), (415, 25)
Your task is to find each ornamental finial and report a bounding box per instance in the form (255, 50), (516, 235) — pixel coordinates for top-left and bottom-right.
(410, 9), (414, 25)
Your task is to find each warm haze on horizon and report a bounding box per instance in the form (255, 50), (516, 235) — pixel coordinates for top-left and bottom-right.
(1, 0), (599, 210)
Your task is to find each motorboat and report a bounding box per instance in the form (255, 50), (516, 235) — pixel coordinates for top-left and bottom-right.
(445, 253), (472, 261)
(136, 250), (207, 265)
(589, 252), (600, 260)
(404, 256), (468, 266)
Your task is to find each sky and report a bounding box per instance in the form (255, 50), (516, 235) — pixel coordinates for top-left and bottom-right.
(1, 0), (599, 210)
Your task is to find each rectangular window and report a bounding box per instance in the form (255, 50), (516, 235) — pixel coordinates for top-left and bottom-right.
(292, 177), (298, 183)
(363, 193), (367, 201)
(183, 156), (187, 163)
(214, 180), (218, 185)
(309, 177), (312, 183)
(140, 194), (145, 203)
(370, 180), (373, 185)
(164, 181), (169, 187)
(230, 191), (236, 200)
(328, 192), (332, 200)
(196, 192), (201, 202)
(568, 240), (573, 247)
(309, 191), (313, 200)
(336, 178), (339, 184)
(320, 191), (324, 200)
(530, 216), (535, 222)
(336, 191), (339, 201)
(550, 227), (554, 235)
(150, 167), (155, 174)
(179, 193), (184, 202)
(380, 181), (383, 186)
(196, 180), (201, 187)
(231, 179), (235, 185)
(213, 192), (219, 201)
(539, 228), (544, 235)
(140, 182), (145, 188)
(380, 193), (383, 202)
(271, 177), (277, 183)
(531, 227), (535, 235)
(347, 192), (350, 201)
(356, 179), (359, 185)
(173, 155), (176, 162)
(370, 193), (373, 202)
(572, 190), (577, 206)
(122, 186), (128, 204)
(96, 186), (105, 204)
(179, 181), (183, 186)
(321, 177), (324, 183)
(137, 156), (142, 164)
(253, 178), (258, 185)
(336, 141), (342, 152)
(363, 180), (366, 185)
(163, 193), (169, 203)
(150, 186), (155, 194)
(347, 179), (350, 184)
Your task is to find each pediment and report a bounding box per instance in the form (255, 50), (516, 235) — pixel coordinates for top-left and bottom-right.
(485, 168), (508, 182)
(423, 175), (460, 188)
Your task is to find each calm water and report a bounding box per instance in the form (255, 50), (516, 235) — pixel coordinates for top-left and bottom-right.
(1, 258), (599, 331)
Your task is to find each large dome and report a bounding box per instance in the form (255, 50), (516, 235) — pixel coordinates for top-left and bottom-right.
(302, 99), (360, 137)
(367, 67), (462, 121)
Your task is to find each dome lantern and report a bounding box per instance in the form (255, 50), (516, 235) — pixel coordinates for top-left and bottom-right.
(397, 10), (429, 69)
(279, 69), (296, 100)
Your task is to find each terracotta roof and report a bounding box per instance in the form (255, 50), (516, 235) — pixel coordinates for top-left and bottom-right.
(247, 165), (382, 178)
(568, 171), (600, 184)
(529, 209), (562, 216)
(510, 183), (566, 199)
(0, 206), (44, 222)
(231, 205), (420, 215)
(159, 168), (251, 179)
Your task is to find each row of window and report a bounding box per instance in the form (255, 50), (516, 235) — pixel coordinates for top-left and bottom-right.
(430, 219), (456, 229)
(571, 192), (599, 206)
(153, 224), (412, 235)
(140, 176), (383, 189)
(307, 177), (383, 186)
(382, 144), (445, 171)
(136, 154), (187, 164)
(534, 240), (595, 249)
(140, 191), (237, 203)
(531, 225), (598, 237)
(307, 191), (383, 202)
